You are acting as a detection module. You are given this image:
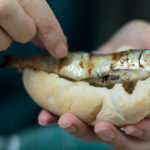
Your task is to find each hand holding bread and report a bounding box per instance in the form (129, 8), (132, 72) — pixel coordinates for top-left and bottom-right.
(38, 20), (150, 150)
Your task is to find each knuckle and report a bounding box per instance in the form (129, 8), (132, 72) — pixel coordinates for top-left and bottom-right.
(0, 0), (13, 18)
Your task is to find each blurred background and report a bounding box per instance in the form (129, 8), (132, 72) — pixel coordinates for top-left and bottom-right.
(1, 0), (150, 149)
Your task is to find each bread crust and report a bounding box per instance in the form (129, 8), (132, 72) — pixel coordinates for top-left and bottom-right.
(23, 69), (150, 127)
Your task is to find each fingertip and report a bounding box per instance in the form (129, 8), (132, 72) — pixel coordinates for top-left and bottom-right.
(58, 113), (83, 131)
(124, 119), (148, 132)
(58, 117), (71, 128)
(49, 42), (68, 58)
(58, 113), (75, 127)
(38, 113), (49, 126)
(94, 122), (114, 142)
(58, 113), (78, 134)
(38, 110), (58, 126)
(94, 121), (111, 130)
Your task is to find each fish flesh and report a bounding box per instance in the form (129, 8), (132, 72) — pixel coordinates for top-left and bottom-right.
(2, 49), (150, 93)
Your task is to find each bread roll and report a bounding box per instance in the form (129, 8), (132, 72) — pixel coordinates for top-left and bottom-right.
(23, 69), (150, 127)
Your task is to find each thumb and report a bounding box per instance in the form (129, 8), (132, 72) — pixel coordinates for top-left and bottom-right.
(98, 44), (134, 54)
(97, 20), (150, 53)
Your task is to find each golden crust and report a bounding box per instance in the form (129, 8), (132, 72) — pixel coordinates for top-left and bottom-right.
(23, 69), (150, 127)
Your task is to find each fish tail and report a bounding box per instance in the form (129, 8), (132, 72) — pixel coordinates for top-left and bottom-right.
(0, 55), (21, 70)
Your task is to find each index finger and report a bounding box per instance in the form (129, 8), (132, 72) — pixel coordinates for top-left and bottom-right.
(18, 0), (67, 58)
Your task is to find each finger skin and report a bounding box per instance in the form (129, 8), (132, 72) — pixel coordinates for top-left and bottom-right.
(94, 121), (150, 150)
(58, 113), (102, 142)
(0, 27), (12, 51)
(94, 121), (131, 150)
(125, 119), (150, 140)
(18, 0), (68, 58)
(38, 111), (150, 149)
(38, 109), (58, 125)
(98, 20), (150, 53)
(0, 0), (36, 43)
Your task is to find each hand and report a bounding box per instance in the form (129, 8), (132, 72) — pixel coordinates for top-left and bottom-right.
(0, 0), (67, 58)
(38, 20), (150, 150)
(99, 20), (150, 53)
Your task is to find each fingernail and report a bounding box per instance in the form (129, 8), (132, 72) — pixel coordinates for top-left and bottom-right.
(95, 127), (115, 142)
(53, 42), (67, 58)
(125, 127), (143, 136)
(59, 122), (76, 134)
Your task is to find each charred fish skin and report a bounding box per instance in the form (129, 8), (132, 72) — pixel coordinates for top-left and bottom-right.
(55, 50), (150, 85)
(2, 49), (150, 87)
(140, 49), (150, 71)
(88, 50), (150, 86)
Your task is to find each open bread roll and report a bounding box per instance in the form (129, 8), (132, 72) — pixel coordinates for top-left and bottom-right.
(23, 69), (150, 127)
